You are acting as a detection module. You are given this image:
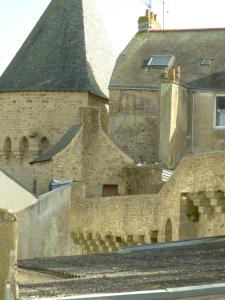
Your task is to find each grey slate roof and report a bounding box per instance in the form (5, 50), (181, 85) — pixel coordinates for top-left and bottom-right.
(0, 0), (115, 99)
(110, 28), (225, 91)
(31, 124), (81, 164)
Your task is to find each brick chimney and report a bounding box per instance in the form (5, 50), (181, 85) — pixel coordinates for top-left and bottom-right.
(138, 9), (161, 31)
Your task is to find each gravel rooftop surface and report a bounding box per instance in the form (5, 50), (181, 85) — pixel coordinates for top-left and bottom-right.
(19, 240), (225, 299)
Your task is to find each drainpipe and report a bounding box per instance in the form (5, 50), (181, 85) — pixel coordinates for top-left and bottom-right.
(191, 92), (195, 153)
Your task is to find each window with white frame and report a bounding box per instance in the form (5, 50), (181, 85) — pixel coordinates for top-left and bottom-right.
(215, 96), (225, 127)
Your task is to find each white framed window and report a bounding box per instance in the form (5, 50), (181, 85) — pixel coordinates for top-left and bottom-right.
(214, 96), (225, 128)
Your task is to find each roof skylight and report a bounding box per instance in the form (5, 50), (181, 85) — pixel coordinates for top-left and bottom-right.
(200, 58), (212, 66)
(147, 55), (175, 68)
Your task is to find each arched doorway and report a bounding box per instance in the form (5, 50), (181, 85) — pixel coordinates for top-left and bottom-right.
(165, 218), (172, 242)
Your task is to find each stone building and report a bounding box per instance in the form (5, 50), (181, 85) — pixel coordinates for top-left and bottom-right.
(0, 0), (115, 193)
(1, 1), (225, 257)
(109, 9), (225, 166)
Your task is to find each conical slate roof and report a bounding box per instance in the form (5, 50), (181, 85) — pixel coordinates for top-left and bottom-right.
(0, 0), (115, 98)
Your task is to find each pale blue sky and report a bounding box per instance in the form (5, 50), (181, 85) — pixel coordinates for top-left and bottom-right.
(1, 0), (225, 75)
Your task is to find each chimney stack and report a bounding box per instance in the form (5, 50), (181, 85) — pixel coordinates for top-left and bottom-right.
(138, 9), (161, 32)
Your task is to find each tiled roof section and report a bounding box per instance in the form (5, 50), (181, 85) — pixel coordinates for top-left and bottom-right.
(110, 28), (225, 91)
(0, 0), (115, 99)
(31, 124), (81, 164)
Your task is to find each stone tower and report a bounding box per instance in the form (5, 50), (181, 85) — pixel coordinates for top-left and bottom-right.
(0, 0), (115, 192)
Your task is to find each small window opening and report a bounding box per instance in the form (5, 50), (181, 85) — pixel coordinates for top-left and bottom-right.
(215, 96), (225, 127)
(116, 236), (122, 243)
(151, 231), (158, 243)
(103, 185), (119, 197)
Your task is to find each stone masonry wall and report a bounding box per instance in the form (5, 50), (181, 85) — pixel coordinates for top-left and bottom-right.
(109, 89), (159, 163)
(0, 209), (18, 299)
(70, 186), (161, 254)
(33, 107), (133, 197)
(126, 164), (163, 195)
(70, 150), (225, 255)
(0, 91), (107, 192)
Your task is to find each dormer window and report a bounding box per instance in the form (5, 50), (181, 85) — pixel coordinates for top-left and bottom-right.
(215, 96), (225, 128)
(147, 55), (175, 68)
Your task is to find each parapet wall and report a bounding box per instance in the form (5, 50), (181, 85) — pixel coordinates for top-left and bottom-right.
(70, 150), (225, 254)
(17, 185), (80, 259)
(70, 189), (166, 253)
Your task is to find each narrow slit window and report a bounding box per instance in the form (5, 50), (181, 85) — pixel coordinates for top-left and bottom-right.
(215, 96), (225, 127)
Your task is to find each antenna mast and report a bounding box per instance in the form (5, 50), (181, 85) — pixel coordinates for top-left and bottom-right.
(144, 0), (152, 10)
(163, 0), (165, 30)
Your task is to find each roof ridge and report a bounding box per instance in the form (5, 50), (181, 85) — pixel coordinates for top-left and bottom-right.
(144, 27), (225, 33)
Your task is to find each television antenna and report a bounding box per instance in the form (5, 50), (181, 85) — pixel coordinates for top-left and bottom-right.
(143, 0), (152, 10)
(163, 0), (165, 29)
(142, 0), (167, 29)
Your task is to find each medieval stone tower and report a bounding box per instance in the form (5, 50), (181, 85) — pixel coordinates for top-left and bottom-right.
(0, 0), (115, 192)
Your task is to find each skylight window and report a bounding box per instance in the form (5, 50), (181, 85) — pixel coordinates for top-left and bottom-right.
(200, 58), (214, 66)
(147, 55), (175, 68)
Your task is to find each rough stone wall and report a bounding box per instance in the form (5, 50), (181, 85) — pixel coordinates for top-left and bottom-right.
(33, 107), (133, 197)
(70, 150), (225, 254)
(70, 184), (161, 254)
(178, 151), (225, 239)
(126, 164), (163, 195)
(33, 128), (83, 196)
(0, 209), (18, 299)
(0, 91), (107, 192)
(17, 185), (80, 259)
(109, 89), (159, 163)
